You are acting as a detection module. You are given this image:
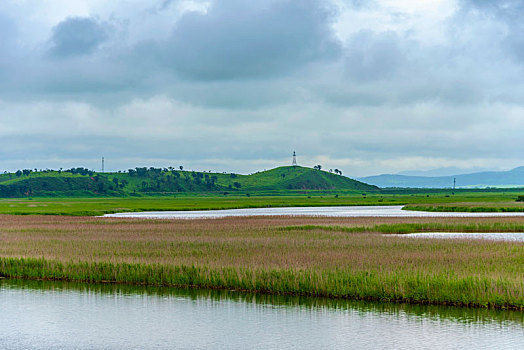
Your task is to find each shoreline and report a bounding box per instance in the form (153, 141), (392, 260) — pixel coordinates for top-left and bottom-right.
(1, 257), (523, 310)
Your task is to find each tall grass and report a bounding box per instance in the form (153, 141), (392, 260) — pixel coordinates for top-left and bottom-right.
(1, 257), (523, 309)
(0, 215), (523, 309)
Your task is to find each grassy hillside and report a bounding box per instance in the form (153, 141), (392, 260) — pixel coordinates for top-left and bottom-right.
(0, 166), (378, 198)
(223, 166), (377, 191)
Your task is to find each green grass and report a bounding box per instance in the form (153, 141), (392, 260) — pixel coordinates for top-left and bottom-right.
(405, 203), (524, 213)
(1, 257), (522, 309)
(0, 190), (522, 216)
(225, 166), (376, 191)
(0, 196), (388, 216)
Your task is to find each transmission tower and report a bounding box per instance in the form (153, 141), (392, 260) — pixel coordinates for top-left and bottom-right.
(453, 177), (456, 190)
(101, 157), (105, 173)
(292, 151), (297, 166)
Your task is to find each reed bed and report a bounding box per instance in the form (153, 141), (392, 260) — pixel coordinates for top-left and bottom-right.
(0, 215), (523, 309)
(405, 202), (524, 213)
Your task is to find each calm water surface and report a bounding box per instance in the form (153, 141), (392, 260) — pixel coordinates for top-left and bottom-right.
(103, 205), (524, 219)
(1, 279), (523, 349)
(394, 232), (524, 242)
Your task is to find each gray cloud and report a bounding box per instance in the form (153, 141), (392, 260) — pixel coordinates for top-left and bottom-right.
(48, 17), (108, 58)
(0, 0), (522, 176)
(159, 0), (340, 80)
(344, 30), (405, 82)
(455, 0), (524, 63)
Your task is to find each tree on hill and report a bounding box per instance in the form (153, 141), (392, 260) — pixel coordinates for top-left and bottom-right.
(66, 167), (93, 176)
(134, 167), (148, 177)
(313, 165), (322, 171)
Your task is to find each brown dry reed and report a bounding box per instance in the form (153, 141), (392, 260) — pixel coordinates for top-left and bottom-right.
(1, 215), (523, 309)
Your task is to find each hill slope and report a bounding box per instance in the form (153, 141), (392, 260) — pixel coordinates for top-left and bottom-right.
(233, 167), (378, 191)
(0, 166), (378, 197)
(359, 166), (524, 188)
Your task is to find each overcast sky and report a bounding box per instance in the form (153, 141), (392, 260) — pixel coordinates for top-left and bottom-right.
(0, 0), (523, 176)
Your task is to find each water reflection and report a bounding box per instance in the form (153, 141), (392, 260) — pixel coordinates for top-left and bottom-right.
(103, 205), (524, 219)
(1, 278), (523, 349)
(392, 232), (524, 242)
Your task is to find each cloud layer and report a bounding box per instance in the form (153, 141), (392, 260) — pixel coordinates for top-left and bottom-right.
(0, 0), (522, 176)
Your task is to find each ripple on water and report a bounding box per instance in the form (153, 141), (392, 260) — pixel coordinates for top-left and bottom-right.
(1, 279), (523, 350)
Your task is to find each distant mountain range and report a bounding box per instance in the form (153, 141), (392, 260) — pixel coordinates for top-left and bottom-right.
(358, 166), (524, 188)
(395, 166), (488, 177)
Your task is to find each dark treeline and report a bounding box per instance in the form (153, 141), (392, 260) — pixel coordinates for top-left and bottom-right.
(0, 175), (118, 197)
(7, 167), (95, 177)
(126, 167), (220, 193)
(0, 166), (224, 197)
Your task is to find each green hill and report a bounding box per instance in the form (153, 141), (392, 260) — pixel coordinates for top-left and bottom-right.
(232, 167), (377, 191)
(0, 166), (378, 198)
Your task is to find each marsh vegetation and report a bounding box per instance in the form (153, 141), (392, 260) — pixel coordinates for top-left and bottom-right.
(1, 215), (522, 309)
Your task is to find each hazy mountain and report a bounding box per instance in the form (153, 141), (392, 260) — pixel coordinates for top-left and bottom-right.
(358, 167), (524, 188)
(395, 167), (488, 177)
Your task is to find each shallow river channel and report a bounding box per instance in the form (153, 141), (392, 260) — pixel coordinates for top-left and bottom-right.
(1, 279), (523, 349)
(104, 205), (524, 219)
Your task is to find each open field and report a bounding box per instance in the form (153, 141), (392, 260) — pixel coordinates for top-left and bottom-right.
(0, 190), (522, 216)
(1, 215), (523, 309)
(404, 201), (524, 212)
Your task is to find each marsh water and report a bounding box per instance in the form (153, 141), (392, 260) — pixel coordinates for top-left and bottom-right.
(394, 232), (524, 242)
(104, 205), (524, 219)
(1, 279), (523, 349)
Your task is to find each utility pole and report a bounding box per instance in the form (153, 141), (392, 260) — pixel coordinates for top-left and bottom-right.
(292, 151), (297, 166)
(453, 177), (456, 190)
(102, 157), (104, 173)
